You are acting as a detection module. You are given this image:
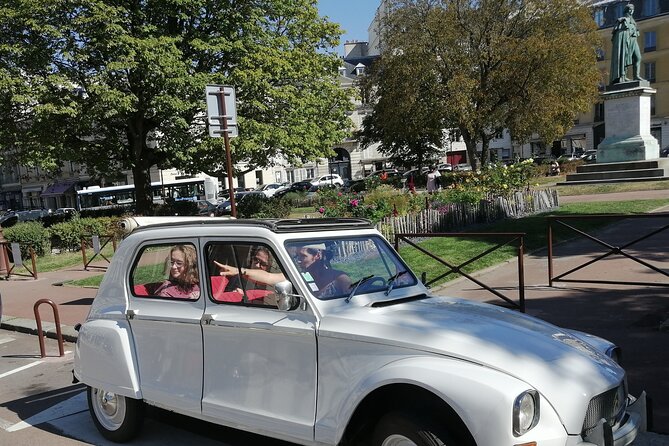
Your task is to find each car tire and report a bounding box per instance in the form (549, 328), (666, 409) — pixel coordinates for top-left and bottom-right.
(87, 386), (144, 442)
(372, 410), (456, 446)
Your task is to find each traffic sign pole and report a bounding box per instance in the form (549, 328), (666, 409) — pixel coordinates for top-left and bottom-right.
(213, 87), (237, 217)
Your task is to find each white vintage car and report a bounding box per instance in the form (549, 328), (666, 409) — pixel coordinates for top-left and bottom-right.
(74, 217), (646, 446)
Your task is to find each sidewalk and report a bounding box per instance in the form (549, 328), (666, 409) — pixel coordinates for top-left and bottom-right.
(1, 262), (106, 342)
(1, 191), (668, 438)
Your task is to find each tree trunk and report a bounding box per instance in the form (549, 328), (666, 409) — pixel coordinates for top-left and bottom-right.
(133, 164), (153, 215)
(461, 129), (479, 171)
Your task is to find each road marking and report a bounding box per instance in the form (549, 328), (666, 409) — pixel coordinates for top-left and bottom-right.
(0, 361), (42, 379)
(0, 336), (16, 345)
(6, 391), (87, 432)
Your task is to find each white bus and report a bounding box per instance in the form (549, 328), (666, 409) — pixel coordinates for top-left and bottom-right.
(77, 177), (219, 211)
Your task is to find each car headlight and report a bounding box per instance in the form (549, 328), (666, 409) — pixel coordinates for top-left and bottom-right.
(513, 390), (540, 436)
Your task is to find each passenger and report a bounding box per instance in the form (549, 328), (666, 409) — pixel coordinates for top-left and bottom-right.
(222, 246), (280, 293)
(154, 245), (200, 299)
(214, 254), (285, 287)
(296, 243), (351, 298)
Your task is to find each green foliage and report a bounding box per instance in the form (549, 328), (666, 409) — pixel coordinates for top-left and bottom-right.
(49, 217), (119, 251)
(0, 0), (352, 213)
(2, 221), (51, 257)
(313, 186), (420, 223)
(365, 0), (601, 169)
(432, 160), (535, 204)
(237, 195), (292, 219)
(364, 185), (423, 216)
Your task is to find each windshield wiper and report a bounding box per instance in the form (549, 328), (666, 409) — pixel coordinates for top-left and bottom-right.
(385, 270), (408, 296)
(345, 275), (374, 303)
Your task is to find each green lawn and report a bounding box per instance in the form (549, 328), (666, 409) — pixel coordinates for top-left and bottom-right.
(553, 180), (669, 196)
(36, 244), (116, 273)
(60, 198), (669, 289)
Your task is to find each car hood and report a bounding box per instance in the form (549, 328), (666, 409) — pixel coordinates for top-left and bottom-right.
(318, 296), (624, 433)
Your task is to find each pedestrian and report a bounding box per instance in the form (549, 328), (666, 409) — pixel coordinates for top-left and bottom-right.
(426, 166), (441, 194)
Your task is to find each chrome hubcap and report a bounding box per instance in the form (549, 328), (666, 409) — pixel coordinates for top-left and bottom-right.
(92, 388), (126, 431)
(381, 434), (418, 446)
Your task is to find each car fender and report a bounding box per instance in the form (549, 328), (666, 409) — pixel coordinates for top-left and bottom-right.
(74, 318), (142, 399)
(320, 355), (564, 446)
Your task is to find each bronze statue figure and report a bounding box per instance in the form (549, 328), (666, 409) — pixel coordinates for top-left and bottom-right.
(610, 3), (644, 85)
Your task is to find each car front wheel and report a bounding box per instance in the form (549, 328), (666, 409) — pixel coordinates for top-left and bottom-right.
(87, 386), (144, 442)
(372, 411), (456, 446)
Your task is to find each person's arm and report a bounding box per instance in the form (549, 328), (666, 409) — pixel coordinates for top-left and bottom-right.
(214, 260), (285, 286)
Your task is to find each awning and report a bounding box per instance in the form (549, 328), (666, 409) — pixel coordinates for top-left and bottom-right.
(40, 181), (76, 197)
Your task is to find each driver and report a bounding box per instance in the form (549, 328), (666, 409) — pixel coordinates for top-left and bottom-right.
(296, 243), (351, 299)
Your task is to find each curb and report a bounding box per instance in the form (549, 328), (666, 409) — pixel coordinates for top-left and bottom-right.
(1, 315), (78, 342)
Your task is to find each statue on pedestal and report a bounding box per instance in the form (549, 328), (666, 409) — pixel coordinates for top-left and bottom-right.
(610, 4), (645, 85)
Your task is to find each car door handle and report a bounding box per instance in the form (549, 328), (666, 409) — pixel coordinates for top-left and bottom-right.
(126, 309), (138, 320)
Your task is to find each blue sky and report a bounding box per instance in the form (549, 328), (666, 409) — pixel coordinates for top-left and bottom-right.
(317, 0), (379, 55)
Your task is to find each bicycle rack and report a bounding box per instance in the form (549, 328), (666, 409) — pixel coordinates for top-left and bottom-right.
(33, 299), (65, 358)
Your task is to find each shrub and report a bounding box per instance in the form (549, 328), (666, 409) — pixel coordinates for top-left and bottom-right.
(237, 195), (291, 219)
(3, 221), (51, 257)
(364, 185), (423, 216)
(313, 187), (415, 223)
(50, 217), (120, 251)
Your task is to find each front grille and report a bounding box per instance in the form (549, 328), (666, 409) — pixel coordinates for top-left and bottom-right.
(582, 381), (627, 435)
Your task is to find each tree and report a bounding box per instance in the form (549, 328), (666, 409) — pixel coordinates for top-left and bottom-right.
(358, 52), (446, 170)
(0, 0), (351, 213)
(362, 0), (601, 170)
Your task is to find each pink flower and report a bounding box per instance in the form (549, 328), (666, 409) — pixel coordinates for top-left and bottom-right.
(318, 207), (325, 214)
(350, 199), (359, 207)
(337, 192), (342, 196)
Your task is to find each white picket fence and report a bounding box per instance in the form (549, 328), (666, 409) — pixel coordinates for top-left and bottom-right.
(375, 189), (559, 240)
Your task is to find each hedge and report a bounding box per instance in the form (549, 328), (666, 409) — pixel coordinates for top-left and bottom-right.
(2, 221), (51, 258)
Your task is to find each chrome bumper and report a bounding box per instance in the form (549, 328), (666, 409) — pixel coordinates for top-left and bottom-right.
(583, 391), (647, 446)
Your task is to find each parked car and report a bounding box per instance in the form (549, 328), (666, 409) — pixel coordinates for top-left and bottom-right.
(365, 169), (400, 180)
(54, 207), (77, 215)
(437, 163), (453, 172)
(215, 191), (264, 215)
(660, 146), (669, 158)
(581, 150), (597, 163)
(218, 187), (247, 200)
(1, 209), (50, 227)
(74, 216), (646, 446)
(311, 173), (344, 187)
(274, 180), (313, 198)
(453, 163), (472, 171)
(255, 183), (287, 198)
(196, 199), (220, 217)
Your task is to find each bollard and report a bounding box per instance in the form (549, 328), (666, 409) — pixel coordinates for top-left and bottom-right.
(33, 299), (65, 358)
(0, 228), (8, 276)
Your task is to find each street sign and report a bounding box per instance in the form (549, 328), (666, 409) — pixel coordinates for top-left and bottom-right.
(205, 84), (238, 138)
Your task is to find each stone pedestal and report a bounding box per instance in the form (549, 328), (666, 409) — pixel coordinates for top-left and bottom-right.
(597, 81), (659, 163)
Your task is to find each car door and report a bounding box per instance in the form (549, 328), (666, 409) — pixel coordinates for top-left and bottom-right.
(126, 240), (205, 414)
(200, 240), (318, 442)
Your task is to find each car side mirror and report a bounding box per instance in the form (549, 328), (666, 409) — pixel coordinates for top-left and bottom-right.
(274, 280), (300, 311)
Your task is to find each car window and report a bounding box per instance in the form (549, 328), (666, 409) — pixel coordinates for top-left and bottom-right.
(205, 242), (289, 308)
(130, 243), (200, 300)
(285, 236), (417, 300)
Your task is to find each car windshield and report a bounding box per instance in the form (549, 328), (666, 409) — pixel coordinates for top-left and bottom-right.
(285, 235), (417, 300)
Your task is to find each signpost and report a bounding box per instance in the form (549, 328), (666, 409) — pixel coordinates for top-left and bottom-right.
(206, 85), (238, 217)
